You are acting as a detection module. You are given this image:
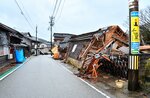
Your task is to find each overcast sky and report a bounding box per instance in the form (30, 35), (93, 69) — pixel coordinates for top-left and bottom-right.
(0, 0), (149, 41)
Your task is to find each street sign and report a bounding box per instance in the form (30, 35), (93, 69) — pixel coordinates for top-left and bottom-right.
(131, 11), (140, 42)
(131, 11), (140, 54)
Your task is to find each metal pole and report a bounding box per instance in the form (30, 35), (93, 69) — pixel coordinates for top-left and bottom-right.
(50, 20), (53, 50)
(49, 16), (54, 50)
(36, 25), (38, 56)
(128, 0), (140, 91)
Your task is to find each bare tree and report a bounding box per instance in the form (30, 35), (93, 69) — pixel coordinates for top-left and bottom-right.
(140, 7), (150, 28)
(140, 6), (150, 44)
(123, 6), (150, 44)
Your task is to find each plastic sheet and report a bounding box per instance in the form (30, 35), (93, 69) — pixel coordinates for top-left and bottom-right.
(15, 49), (25, 63)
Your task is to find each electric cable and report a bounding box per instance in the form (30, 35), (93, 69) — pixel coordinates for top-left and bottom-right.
(52, 0), (59, 17)
(53, 0), (62, 18)
(14, 0), (34, 30)
(19, 0), (35, 27)
(55, 0), (66, 23)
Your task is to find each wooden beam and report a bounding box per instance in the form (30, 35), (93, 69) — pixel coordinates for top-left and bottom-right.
(140, 45), (150, 51)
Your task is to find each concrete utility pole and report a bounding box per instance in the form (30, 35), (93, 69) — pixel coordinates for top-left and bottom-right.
(128, 0), (140, 91)
(36, 25), (38, 56)
(49, 16), (54, 50)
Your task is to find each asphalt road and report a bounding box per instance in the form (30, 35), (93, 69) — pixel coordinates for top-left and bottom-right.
(0, 55), (110, 98)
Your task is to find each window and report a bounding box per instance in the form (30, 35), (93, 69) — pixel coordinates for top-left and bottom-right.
(71, 44), (77, 52)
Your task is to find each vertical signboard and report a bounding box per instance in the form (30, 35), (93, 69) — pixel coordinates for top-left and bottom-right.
(131, 11), (140, 54)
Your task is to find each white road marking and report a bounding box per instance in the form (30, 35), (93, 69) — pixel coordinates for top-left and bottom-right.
(61, 64), (111, 98)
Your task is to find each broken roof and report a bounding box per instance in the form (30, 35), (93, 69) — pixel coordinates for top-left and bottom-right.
(69, 25), (125, 41)
(53, 33), (75, 38)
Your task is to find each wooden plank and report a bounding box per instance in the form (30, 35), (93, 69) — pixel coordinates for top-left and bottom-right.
(81, 38), (96, 59)
(140, 45), (150, 51)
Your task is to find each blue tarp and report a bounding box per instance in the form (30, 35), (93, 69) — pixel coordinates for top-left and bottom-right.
(15, 49), (25, 63)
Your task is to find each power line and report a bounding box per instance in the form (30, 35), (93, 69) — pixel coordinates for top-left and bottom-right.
(53, 0), (62, 18)
(55, 0), (66, 22)
(19, 0), (35, 27)
(49, 0), (59, 39)
(14, 0), (34, 30)
(48, 0), (65, 46)
(52, 0), (59, 17)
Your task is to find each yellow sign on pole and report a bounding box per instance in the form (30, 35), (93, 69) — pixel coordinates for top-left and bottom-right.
(131, 17), (140, 42)
(131, 11), (140, 54)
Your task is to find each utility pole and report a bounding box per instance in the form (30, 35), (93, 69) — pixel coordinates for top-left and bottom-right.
(36, 25), (38, 56)
(128, 0), (140, 91)
(49, 16), (54, 50)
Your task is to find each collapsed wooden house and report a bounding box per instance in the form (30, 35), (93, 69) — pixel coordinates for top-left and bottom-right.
(66, 25), (129, 78)
(53, 33), (75, 59)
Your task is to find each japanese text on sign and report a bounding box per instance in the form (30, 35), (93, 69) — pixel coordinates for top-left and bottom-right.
(131, 11), (140, 42)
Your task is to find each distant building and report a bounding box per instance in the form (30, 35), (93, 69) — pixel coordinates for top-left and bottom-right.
(38, 38), (51, 55)
(22, 32), (51, 55)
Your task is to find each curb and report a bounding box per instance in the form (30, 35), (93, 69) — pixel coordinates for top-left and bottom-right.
(0, 57), (32, 81)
